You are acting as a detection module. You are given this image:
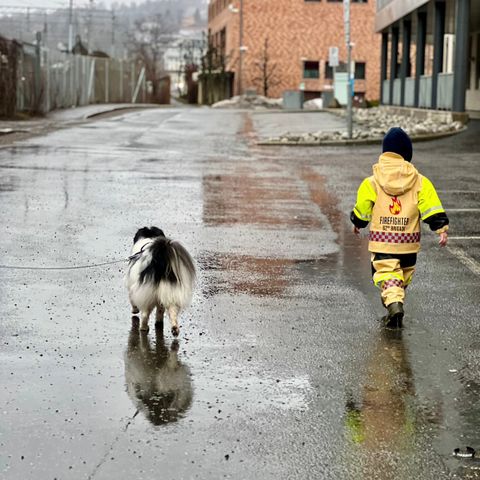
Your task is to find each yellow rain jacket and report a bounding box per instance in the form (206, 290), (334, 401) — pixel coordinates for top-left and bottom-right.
(352, 152), (448, 254)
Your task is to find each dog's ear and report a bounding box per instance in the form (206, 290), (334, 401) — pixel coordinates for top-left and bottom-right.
(133, 227), (149, 244)
(133, 226), (165, 244)
(149, 226), (166, 238)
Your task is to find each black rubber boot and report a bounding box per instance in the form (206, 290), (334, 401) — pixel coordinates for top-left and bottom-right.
(384, 302), (404, 329)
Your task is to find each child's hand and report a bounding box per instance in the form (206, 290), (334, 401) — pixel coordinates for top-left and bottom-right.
(353, 226), (360, 236)
(439, 232), (448, 247)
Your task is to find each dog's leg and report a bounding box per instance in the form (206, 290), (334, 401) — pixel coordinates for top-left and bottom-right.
(129, 293), (139, 315)
(140, 307), (153, 332)
(168, 305), (180, 337)
(155, 305), (165, 329)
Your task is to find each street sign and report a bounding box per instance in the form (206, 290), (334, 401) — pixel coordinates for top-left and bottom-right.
(329, 46), (339, 68)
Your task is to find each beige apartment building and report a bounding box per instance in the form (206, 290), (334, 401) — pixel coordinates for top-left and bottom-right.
(208, 0), (381, 101)
(377, 0), (479, 113)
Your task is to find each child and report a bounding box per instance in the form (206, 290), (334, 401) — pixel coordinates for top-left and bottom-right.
(350, 127), (449, 328)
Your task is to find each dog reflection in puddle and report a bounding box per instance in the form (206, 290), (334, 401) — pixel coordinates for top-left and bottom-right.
(125, 319), (193, 425)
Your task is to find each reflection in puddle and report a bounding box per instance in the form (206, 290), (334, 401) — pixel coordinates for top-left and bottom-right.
(199, 252), (295, 297)
(199, 252), (333, 299)
(345, 329), (425, 476)
(202, 173), (322, 229)
(124, 324), (193, 425)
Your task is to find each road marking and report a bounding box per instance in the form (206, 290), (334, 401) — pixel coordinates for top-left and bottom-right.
(447, 245), (480, 277)
(438, 190), (480, 194)
(449, 236), (480, 240)
(447, 208), (480, 212)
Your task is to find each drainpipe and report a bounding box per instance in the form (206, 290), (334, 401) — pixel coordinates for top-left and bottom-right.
(380, 32), (388, 104)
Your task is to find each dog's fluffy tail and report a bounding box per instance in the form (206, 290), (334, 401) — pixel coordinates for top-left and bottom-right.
(167, 239), (196, 288)
(139, 237), (196, 309)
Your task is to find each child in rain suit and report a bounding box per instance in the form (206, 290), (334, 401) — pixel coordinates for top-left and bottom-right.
(350, 127), (449, 328)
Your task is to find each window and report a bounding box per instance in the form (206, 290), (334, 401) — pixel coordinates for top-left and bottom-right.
(354, 62), (366, 79)
(325, 62), (333, 79)
(303, 61), (320, 79)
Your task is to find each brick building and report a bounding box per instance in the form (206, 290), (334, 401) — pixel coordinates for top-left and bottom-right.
(207, 0), (381, 101)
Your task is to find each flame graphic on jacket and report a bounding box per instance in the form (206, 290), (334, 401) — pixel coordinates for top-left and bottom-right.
(389, 196), (402, 215)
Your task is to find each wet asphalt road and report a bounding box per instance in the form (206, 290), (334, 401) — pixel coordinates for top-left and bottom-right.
(1, 107), (480, 480)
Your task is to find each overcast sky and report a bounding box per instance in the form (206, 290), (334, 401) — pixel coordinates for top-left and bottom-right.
(0, 0), (118, 9)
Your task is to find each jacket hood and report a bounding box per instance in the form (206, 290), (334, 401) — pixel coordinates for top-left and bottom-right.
(373, 152), (419, 196)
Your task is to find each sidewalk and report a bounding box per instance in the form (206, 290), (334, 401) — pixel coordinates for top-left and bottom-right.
(0, 103), (163, 144)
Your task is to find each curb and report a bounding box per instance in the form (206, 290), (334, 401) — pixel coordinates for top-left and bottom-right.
(84, 104), (165, 119)
(0, 128), (30, 136)
(257, 126), (467, 147)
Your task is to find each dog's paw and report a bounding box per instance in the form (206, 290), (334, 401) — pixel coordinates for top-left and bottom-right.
(171, 326), (180, 337)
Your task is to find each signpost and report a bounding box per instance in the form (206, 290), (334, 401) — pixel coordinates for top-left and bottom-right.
(343, 0), (353, 139)
(329, 46), (339, 68)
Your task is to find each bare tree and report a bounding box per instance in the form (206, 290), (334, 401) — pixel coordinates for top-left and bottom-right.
(126, 13), (178, 102)
(177, 38), (203, 102)
(252, 37), (280, 97)
(198, 32), (233, 105)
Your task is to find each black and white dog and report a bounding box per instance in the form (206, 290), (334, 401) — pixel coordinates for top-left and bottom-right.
(126, 227), (196, 335)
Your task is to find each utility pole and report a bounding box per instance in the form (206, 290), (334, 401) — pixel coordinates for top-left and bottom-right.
(344, 0), (353, 139)
(111, 9), (116, 58)
(237, 0), (244, 96)
(43, 12), (48, 47)
(68, 0), (73, 52)
(26, 8), (30, 39)
(86, 0), (94, 54)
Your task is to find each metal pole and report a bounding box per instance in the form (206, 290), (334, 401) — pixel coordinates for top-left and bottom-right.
(34, 32), (42, 113)
(344, 0), (353, 139)
(132, 67), (145, 103)
(120, 60), (124, 102)
(237, 0), (244, 96)
(105, 58), (109, 103)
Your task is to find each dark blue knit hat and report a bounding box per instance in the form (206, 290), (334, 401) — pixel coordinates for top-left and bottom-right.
(382, 127), (413, 162)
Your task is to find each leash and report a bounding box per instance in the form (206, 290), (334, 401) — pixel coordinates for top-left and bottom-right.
(0, 241), (153, 271)
(0, 258), (128, 271)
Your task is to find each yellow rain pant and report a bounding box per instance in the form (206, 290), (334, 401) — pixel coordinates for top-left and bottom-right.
(371, 255), (416, 306)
